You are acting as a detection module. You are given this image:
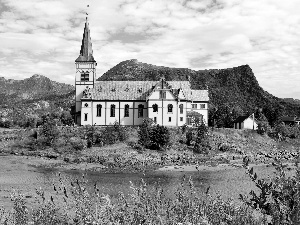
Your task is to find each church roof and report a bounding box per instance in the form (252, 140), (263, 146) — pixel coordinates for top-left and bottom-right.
(75, 18), (96, 62)
(83, 80), (209, 101)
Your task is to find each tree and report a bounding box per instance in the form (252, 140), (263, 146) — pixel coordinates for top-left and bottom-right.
(193, 123), (210, 154)
(60, 111), (74, 126)
(42, 116), (60, 146)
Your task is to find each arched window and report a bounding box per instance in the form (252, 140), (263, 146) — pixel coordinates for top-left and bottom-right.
(152, 104), (158, 112)
(168, 104), (173, 113)
(138, 104), (144, 118)
(179, 104), (183, 114)
(97, 104), (102, 117)
(124, 104), (129, 117)
(110, 104), (115, 117)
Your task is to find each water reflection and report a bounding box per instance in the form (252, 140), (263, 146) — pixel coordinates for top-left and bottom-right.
(0, 156), (276, 210)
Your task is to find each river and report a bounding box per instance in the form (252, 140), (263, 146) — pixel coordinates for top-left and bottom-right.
(0, 155), (277, 210)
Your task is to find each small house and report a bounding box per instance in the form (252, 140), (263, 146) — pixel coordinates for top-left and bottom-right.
(234, 114), (258, 130)
(281, 116), (300, 126)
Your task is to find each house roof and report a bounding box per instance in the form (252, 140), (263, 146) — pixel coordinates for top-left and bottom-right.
(281, 116), (297, 122)
(75, 18), (96, 62)
(234, 115), (257, 123)
(82, 80), (209, 101)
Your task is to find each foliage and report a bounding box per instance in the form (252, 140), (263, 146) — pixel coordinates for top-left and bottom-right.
(138, 119), (170, 150)
(1, 175), (263, 224)
(257, 121), (271, 135)
(41, 116), (60, 146)
(138, 118), (153, 148)
(240, 156), (300, 224)
(149, 124), (170, 150)
(193, 123), (211, 154)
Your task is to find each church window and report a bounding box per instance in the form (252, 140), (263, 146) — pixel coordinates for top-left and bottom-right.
(152, 104), (158, 112)
(200, 104), (205, 109)
(168, 104), (173, 113)
(84, 113), (88, 121)
(159, 91), (166, 99)
(96, 104), (102, 117)
(192, 104), (197, 109)
(168, 117), (171, 122)
(154, 117), (157, 123)
(180, 117), (183, 121)
(84, 103), (88, 107)
(110, 104), (115, 117)
(138, 104), (144, 118)
(179, 104), (183, 114)
(81, 73), (89, 81)
(124, 104), (129, 117)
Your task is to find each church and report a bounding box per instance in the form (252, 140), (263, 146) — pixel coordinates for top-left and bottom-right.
(74, 19), (209, 126)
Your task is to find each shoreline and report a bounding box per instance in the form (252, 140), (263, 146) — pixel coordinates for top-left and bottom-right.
(1, 154), (292, 174)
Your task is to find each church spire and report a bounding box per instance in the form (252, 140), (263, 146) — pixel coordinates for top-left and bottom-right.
(75, 16), (95, 62)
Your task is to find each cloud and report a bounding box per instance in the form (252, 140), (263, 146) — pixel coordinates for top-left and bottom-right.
(0, 0), (299, 100)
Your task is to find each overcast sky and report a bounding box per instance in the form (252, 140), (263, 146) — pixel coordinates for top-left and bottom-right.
(0, 0), (299, 99)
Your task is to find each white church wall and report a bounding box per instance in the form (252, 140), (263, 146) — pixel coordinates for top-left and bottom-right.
(119, 102), (134, 125)
(177, 101), (187, 126)
(81, 101), (92, 125)
(161, 100), (178, 126)
(133, 102), (148, 125)
(106, 101), (120, 125)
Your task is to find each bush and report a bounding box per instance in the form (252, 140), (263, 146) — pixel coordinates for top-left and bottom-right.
(69, 137), (86, 151)
(193, 123), (211, 154)
(149, 124), (170, 150)
(138, 118), (153, 148)
(138, 119), (170, 150)
(41, 116), (60, 146)
(257, 121), (271, 135)
(240, 156), (300, 224)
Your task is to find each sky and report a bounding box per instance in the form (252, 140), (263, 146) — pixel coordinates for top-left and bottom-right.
(0, 0), (299, 99)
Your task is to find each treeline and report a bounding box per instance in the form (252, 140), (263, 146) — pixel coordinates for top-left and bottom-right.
(0, 109), (73, 129)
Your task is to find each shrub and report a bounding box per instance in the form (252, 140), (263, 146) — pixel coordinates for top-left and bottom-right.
(69, 137), (87, 151)
(193, 123), (211, 154)
(138, 118), (153, 148)
(149, 124), (170, 150)
(41, 116), (60, 146)
(186, 129), (193, 146)
(257, 121), (271, 135)
(240, 156), (300, 224)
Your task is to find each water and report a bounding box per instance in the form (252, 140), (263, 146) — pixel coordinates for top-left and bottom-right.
(0, 155), (276, 210)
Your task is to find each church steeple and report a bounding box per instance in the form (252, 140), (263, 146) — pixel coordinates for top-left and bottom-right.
(75, 17), (95, 62)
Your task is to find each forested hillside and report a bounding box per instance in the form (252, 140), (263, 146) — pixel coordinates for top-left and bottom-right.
(99, 59), (300, 126)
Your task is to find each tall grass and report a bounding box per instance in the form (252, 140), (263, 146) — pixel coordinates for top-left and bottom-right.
(0, 174), (263, 225)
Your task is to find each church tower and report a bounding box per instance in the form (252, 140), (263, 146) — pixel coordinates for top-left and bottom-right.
(74, 17), (97, 125)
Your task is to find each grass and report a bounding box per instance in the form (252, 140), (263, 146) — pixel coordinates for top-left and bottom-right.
(0, 174), (266, 225)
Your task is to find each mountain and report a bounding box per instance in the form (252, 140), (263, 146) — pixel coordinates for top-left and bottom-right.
(98, 59), (300, 124)
(0, 75), (75, 127)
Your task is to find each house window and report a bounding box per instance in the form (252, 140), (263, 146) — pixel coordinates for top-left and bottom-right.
(169, 117), (171, 122)
(152, 104), (158, 112)
(124, 104), (129, 117)
(200, 104), (205, 109)
(84, 113), (88, 121)
(180, 117), (183, 121)
(138, 104), (144, 118)
(168, 104), (173, 113)
(179, 104), (183, 114)
(192, 104), (197, 109)
(110, 104), (115, 117)
(96, 104), (102, 117)
(154, 117), (157, 123)
(159, 91), (166, 99)
(81, 73), (89, 81)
